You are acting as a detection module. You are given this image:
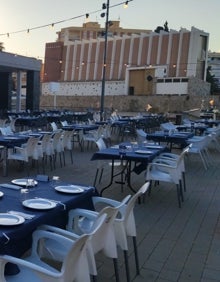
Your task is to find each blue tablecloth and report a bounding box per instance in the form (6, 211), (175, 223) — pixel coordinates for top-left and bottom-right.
(91, 144), (166, 165)
(0, 179), (97, 258)
(147, 132), (194, 148)
(62, 124), (99, 132)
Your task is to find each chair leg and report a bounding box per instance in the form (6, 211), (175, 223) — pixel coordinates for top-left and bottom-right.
(99, 168), (104, 184)
(176, 184), (181, 208)
(113, 258), (120, 282)
(91, 275), (98, 282)
(132, 236), (140, 276)
(93, 168), (99, 187)
(182, 172), (186, 192)
(123, 250), (131, 282)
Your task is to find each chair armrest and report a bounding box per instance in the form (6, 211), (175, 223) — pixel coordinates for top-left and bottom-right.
(38, 224), (80, 240)
(158, 152), (179, 160)
(0, 255), (60, 278)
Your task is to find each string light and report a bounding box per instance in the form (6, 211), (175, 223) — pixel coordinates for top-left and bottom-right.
(124, 1), (128, 8)
(0, 0), (134, 37)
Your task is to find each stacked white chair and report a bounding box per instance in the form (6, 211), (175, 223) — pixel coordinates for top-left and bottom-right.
(187, 135), (211, 170)
(62, 130), (74, 164)
(146, 152), (187, 207)
(155, 145), (190, 192)
(51, 131), (65, 168)
(38, 133), (54, 171)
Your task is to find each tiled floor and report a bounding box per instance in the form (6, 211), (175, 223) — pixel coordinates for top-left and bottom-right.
(1, 140), (220, 282)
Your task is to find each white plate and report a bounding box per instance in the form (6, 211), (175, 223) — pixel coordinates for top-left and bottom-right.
(0, 213), (25, 226)
(0, 191), (4, 197)
(146, 145), (163, 149)
(111, 145), (119, 149)
(11, 179), (38, 187)
(22, 199), (56, 210)
(55, 185), (84, 194)
(135, 150), (153, 154)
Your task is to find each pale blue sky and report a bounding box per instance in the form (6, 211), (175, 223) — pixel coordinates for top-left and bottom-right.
(0, 0), (219, 60)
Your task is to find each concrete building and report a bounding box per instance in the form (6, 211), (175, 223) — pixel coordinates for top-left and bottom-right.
(0, 52), (42, 112)
(43, 22), (209, 98)
(208, 52), (220, 91)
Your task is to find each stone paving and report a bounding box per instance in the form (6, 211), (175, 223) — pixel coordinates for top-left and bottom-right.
(1, 141), (220, 282)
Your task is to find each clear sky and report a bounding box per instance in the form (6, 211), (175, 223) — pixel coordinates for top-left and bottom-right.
(0, 0), (219, 61)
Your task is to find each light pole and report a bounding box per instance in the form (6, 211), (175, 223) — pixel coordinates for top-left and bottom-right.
(100, 0), (110, 121)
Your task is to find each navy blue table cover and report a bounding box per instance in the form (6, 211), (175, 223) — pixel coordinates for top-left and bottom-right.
(0, 180), (97, 257)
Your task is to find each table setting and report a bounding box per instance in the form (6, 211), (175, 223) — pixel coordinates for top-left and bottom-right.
(0, 175), (97, 270)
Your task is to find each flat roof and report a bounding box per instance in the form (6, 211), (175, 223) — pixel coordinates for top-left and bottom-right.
(0, 51), (41, 73)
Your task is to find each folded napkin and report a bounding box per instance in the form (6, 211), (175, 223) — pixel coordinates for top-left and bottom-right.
(0, 183), (22, 190)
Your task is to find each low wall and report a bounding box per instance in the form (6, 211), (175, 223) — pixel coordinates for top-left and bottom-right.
(40, 94), (219, 115)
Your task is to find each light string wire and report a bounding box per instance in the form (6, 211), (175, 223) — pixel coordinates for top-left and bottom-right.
(0, 0), (133, 37)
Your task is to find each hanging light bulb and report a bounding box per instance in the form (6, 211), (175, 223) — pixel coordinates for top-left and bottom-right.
(124, 1), (128, 8)
(85, 13), (89, 23)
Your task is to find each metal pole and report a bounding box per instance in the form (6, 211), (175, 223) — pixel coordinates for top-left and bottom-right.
(100, 0), (110, 121)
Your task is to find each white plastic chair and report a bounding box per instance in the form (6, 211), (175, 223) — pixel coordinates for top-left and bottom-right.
(38, 133), (54, 171)
(51, 131), (65, 168)
(0, 230), (90, 282)
(187, 135), (211, 170)
(156, 145), (190, 192)
(7, 136), (39, 174)
(50, 122), (59, 132)
(91, 182), (149, 282)
(37, 197), (130, 282)
(136, 129), (147, 144)
(62, 130), (74, 164)
(160, 122), (177, 133)
(146, 154), (185, 207)
(94, 138), (127, 189)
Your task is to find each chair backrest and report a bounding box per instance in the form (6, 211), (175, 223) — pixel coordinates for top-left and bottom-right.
(63, 213), (107, 280)
(96, 137), (107, 150)
(60, 120), (68, 126)
(62, 130), (74, 150)
(32, 229), (90, 282)
(160, 122), (176, 131)
(0, 125), (14, 136)
(26, 137), (40, 159)
(136, 129), (147, 143)
(50, 122), (58, 131)
(122, 182), (150, 236)
(52, 131), (63, 151)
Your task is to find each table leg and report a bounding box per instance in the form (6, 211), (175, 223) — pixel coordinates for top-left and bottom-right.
(2, 147), (8, 177)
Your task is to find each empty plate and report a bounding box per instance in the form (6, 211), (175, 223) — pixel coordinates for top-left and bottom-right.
(135, 150), (153, 154)
(11, 179), (38, 187)
(55, 185), (84, 194)
(22, 199), (56, 210)
(0, 213), (25, 226)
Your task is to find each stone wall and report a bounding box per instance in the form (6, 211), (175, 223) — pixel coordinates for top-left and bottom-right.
(40, 94), (217, 114)
(40, 77), (215, 114)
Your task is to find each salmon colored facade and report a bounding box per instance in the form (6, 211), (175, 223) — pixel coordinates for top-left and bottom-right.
(43, 26), (209, 86)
